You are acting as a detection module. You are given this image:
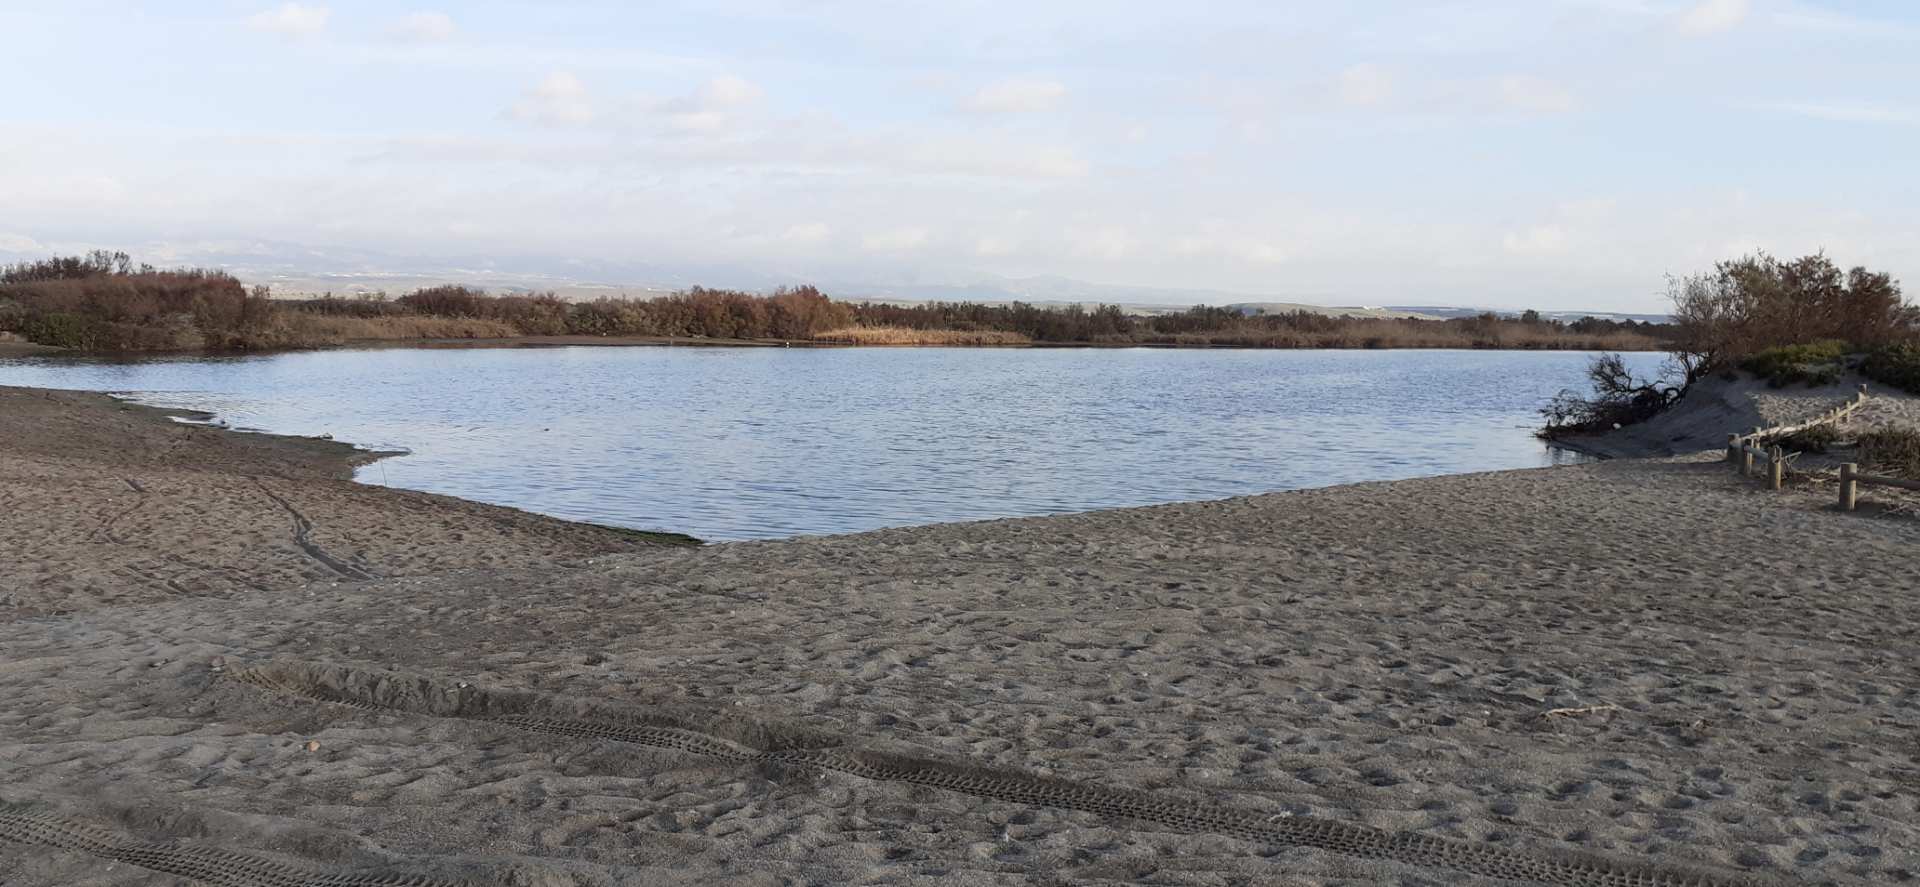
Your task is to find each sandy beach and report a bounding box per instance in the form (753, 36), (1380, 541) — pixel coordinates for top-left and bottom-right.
(2, 385), (1916, 886)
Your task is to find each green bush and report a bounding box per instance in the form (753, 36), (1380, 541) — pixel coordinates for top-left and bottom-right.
(1862, 344), (1920, 395)
(1860, 428), (1920, 480)
(1741, 340), (1849, 387)
(22, 312), (103, 349)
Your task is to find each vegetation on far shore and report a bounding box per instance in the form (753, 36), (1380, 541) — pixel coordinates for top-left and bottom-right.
(2, 250), (1673, 354)
(1540, 252), (1919, 440)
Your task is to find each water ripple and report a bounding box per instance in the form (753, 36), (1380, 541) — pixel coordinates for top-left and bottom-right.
(0, 347), (1660, 541)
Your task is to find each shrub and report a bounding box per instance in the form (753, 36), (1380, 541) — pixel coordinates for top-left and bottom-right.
(1862, 344), (1920, 395)
(20, 312), (103, 349)
(1538, 353), (1682, 438)
(1669, 252), (1916, 380)
(282, 294), (407, 318)
(1778, 424), (1842, 454)
(1, 250), (149, 283)
(1, 261), (269, 350)
(1860, 428), (1920, 481)
(1741, 340), (1849, 388)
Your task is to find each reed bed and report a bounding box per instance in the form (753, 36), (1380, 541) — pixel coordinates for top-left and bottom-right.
(814, 326), (1033, 346)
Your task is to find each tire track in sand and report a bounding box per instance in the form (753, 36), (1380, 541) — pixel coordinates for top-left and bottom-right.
(250, 478), (379, 581)
(233, 661), (1792, 887)
(0, 801), (464, 887)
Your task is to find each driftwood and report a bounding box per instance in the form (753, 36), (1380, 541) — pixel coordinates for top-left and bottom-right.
(1539, 703), (1621, 719)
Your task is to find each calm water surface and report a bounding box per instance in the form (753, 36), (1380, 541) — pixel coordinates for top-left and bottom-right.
(0, 347), (1660, 540)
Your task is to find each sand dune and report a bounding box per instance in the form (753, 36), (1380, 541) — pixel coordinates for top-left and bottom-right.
(2, 385), (1916, 885)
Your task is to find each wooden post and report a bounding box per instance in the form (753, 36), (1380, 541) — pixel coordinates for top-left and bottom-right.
(1743, 446), (1755, 477)
(1840, 463), (1859, 511)
(1727, 434), (1741, 464)
(1769, 446), (1784, 490)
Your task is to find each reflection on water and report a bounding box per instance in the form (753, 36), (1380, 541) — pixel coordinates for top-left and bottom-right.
(0, 346), (1661, 540)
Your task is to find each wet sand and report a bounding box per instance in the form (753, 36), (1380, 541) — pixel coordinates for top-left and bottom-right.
(2, 385), (1916, 885)
(0, 386), (691, 619)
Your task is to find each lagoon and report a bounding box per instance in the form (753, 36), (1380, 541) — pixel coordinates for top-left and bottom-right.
(0, 346), (1661, 540)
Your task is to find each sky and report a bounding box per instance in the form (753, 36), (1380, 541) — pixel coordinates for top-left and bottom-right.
(1, 0), (1916, 312)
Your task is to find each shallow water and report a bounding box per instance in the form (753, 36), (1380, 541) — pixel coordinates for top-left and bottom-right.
(0, 346), (1662, 540)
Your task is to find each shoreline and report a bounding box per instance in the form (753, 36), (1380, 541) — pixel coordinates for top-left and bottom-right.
(0, 384), (700, 619)
(2, 384), (1917, 884)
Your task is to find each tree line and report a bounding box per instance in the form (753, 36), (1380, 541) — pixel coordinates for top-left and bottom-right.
(4, 250), (1675, 353)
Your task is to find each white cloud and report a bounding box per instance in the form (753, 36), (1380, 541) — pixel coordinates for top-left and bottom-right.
(1338, 63), (1394, 107)
(699, 75), (763, 107)
(899, 141), (1087, 179)
(1676, 0), (1749, 35)
(974, 235), (1017, 257)
(662, 110), (728, 133)
(782, 222), (832, 243)
(1067, 226), (1132, 260)
(390, 11), (455, 42)
(508, 72), (594, 125)
(645, 76), (764, 133)
(365, 125), (1088, 182)
(247, 3), (330, 37)
(1766, 101), (1917, 125)
(1173, 233), (1291, 264)
(1496, 75), (1575, 114)
(0, 233), (45, 253)
(1241, 241), (1290, 264)
(0, 171), (128, 208)
(960, 79), (1068, 114)
(1502, 224), (1569, 254)
(862, 227), (930, 251)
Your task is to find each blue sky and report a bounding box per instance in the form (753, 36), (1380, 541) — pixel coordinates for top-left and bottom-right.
(2, 0), (1916, 311)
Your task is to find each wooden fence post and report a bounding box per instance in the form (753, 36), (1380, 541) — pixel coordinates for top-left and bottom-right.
(1743, 446), (1755, 477)
(1769, 446), (1784, 490)
(1727, 434), (1741, 464)
(1840, 463), (1859, 511)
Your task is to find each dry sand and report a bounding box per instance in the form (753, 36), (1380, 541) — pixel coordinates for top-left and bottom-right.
(2, 385), (1917, 885)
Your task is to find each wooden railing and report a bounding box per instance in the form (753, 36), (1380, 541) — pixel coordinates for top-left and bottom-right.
(1837, 463), (1920, 510)
(1725, 388), (1869, 489)
(1726, 438), (1791, 490)
(1721, 386), (1918, 508)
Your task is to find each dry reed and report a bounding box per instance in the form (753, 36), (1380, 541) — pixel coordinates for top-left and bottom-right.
(814, 326), (1033, 346)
